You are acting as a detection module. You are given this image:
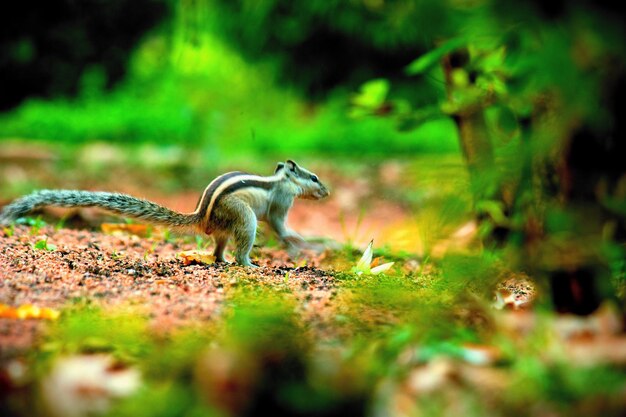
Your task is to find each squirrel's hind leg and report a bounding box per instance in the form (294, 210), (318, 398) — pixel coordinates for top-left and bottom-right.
(233, 213), (257, 267)
(213, 233), (230, 263)
(214, 198), (258, 267)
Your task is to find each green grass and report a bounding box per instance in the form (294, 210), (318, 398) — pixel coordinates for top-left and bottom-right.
(0, 30), (460, 157)
(24, 280), (625, 417)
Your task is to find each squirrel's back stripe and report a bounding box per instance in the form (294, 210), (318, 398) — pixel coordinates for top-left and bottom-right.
(197, 172), (281, 222)
(194, 171), (247, 216)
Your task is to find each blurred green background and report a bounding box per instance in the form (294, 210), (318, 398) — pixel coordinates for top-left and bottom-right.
(1, 2), (626, 417)
(0, 0), (463, 157)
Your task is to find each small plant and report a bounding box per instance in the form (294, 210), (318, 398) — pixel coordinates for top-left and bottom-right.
(33, 238), (57, 251)
(352, 240), (395, 276)
(162, 229), (177, 244)
(195, 235), (211, 250)
(2, 224), (15, 237)
(17, 216), (47, 235)
(143, 243), (158, 261)
(54, 216), (67, 231)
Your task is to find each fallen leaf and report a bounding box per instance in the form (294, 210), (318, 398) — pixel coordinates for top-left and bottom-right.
(0, 303), (60, 320)
(101, 223), (152, 237)
(178, 250), (216, 266)
(0, 303), (17, 318)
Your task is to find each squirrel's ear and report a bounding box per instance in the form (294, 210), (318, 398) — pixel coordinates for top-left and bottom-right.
(275, 162), (285, 173)
(286, 160), (298, 171)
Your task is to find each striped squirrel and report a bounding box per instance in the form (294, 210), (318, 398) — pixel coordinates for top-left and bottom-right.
(0, 160), (329, 267)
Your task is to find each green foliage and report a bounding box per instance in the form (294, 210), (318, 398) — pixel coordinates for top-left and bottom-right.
(349, 0), (626, 313)
(111, 382), (219, 417)
(223, 291), (304, 350)
(16, 216), (47, 235)
(0, 0), (470, 160)
(2, 224), (15, 237)
(437, 253), (502, 297)
(405, 37), (468, 75)
(509, 358), (626, 414)
(32, 238), (56, 251)
(207, 0), (455, 96)
(0, 26), (459, 156)
(333, 267), (466, 342)
(42, 306), (153, 360)
(53, 217), (67, 232)
(194, 236), (211, 251)
(1, 0), (170, 110)
(0, 75), (197, 145)
(37, 293), (372, 417)
(349, 79), (390, 118)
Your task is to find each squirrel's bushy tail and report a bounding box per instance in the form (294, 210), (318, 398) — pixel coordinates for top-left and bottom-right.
(0, 190), (199, 227)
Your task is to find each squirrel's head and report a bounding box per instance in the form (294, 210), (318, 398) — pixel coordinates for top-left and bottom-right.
(276, 160), (330, 200)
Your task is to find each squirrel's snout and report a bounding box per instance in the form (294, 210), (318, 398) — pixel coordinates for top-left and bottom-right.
(316, 187), (330, 199)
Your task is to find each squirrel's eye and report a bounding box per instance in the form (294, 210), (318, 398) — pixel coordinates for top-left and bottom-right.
(310, 175), (319, 183)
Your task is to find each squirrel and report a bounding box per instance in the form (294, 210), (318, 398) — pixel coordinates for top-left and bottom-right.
(0, 160), (330, 267)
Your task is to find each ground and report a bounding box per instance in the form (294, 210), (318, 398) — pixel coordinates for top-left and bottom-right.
(0, 223), (339, 356)
(1, 150), (625, 417)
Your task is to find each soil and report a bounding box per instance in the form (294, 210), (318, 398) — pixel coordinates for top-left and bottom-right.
(0, 222), (346, 358)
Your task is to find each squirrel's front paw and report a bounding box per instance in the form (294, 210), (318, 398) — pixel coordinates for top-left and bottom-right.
(236, 258), (258, 268)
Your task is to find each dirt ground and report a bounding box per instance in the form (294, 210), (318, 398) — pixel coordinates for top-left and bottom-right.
(0, 221), (342, 357)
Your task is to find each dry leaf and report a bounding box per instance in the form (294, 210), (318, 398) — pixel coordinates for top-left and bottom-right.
(0, 303), (17, 319)
(101, 223), (152, 237)
(178, 250), (216, 266)
(0, 303), (60, 320)
(370, 256), (383, 268)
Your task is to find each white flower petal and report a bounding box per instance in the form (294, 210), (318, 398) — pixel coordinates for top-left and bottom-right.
(355, 240), (374, 272)
(370, 262), (395, 275)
